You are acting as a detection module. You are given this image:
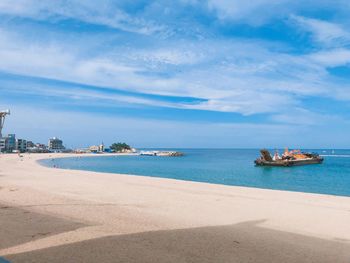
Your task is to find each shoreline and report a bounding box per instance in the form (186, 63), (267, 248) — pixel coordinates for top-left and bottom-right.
(37, 152), (350, 198)
(1, 153), (350, 262)
(34, 153), (335, 199)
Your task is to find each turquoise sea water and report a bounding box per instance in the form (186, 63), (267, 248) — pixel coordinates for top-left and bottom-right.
(39, 149), (350, 197)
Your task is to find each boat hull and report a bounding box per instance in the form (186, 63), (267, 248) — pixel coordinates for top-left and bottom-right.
(255, 157), (323, 167)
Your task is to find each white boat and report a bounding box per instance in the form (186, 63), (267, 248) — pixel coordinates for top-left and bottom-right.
(140, 150), (184, 157)
(140, 151), (158, 156)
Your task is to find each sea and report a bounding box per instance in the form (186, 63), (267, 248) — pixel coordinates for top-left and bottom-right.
(39, 149), (350, 197)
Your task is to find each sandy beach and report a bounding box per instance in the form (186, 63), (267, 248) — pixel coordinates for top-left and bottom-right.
(1, 153), (350, 262)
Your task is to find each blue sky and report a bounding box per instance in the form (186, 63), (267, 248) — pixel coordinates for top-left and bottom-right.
(0, 0), (350, 148)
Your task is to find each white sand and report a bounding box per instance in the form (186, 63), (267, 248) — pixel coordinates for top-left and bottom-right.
(1, 153), (350, 260)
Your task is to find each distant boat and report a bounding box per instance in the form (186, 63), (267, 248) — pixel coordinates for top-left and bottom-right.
(140, 151), (158, 156)
(255, 149), (323, 167)
(140, 151), (184, 157)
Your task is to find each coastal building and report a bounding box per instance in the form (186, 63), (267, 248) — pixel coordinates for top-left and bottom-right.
(7, 134), (16, 152)
(0, 111), (48, 154)
(26, 141), (34, 148)
(27, 143), (49, 153)
(16, 138), (27, 153)
(0, 134), (16, 153)
(36, 143), (48, 150)
(88, 143), (105, 153)
(0, 138), (5, 152)
(89, 145), (100, 153)
(74, 147), (92, 153)
(48, 137), (65, 152)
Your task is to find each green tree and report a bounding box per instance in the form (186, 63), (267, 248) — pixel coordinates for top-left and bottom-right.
(110, 142), (131, 152)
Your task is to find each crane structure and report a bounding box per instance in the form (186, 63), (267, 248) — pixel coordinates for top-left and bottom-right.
(0, 109), (10, 138)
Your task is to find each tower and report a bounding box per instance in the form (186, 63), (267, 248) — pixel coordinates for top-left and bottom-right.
(0, 109), (10, 138)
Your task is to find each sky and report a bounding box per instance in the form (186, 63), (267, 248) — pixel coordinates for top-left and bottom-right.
(0, 0), (350, 148)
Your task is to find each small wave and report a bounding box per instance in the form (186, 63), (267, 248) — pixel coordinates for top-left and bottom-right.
(320, 155), (350, 158)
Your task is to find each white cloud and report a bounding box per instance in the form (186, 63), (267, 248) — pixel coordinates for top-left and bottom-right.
(291, 15), (350, 47)
(307, 49), (350, 67)
(0, 0), (166, 35)
(129, 49), (204, 66)
(1, 1), (350, 121)
(0, 25), (346, 117)
(0, 0), (349, 147)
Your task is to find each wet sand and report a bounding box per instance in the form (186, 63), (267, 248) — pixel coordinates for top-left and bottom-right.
(1, 153), (350, 262)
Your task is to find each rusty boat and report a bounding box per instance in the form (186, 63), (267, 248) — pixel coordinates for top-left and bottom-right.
(255, 149), (324, 167)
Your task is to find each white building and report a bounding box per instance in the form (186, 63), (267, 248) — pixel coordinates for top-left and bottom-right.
(89, 143), (104, 153)
(48, 137), (65, 152)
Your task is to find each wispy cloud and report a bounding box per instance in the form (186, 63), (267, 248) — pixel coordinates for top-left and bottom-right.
(291, 15), (350, 47)
(0, 0), (166, 35)
(0, 24), (347, 117)
(308, 49), (350, 67)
